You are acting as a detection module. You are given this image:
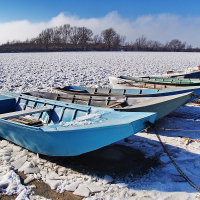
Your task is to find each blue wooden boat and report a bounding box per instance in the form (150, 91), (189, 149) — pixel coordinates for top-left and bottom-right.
(52, 85), (200, 103)
(26, 91), (193, 120)
(0, 90), (157, 156)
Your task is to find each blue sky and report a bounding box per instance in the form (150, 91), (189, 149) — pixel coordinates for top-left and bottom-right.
(1, 0), (200, 47)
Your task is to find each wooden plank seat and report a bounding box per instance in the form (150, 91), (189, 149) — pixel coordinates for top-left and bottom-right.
(8, 116), (43, 126)
(0, 107), (51, 120)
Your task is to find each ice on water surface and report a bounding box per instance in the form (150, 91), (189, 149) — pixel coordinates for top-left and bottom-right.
(1, 52), (200, 93)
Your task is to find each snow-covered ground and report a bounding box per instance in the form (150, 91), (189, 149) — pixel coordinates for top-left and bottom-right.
(0, 52), (200, 199)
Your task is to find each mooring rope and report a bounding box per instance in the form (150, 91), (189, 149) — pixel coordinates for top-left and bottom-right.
(147, 121), (200, 193)
(160, 128), (200, 131)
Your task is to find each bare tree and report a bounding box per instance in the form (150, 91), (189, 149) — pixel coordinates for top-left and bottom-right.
(135, 35), (147, 50)
(52, 27), (62, 44)
(146, 40), (163, 51)
(120, 36), (126, 46)
(69, 26), (81, 45)
(93, 34), (103, 44)
(38, 28), (53, 49)
(61, 24), (71, 43)
(101, 28), (116, 50)
(101, 28), (125, 50)
(186, 44), (193, 51)
(168, 39), (186, 51)
(79, 27), (93, 45)
(112, 34), (121, 49)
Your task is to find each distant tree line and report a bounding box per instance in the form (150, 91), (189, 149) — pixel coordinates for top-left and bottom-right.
(0, 24), (199, 52)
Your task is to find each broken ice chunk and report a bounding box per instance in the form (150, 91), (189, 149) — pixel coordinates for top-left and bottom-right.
(24, 167), (40, 174)
(46, 179), (61, 190)
(85, 183), (105, 193)
(73, 184), (90, 197)
(58, 167), (68, 176)
(24, 175), (35, 184)
(2, 155), (11, 162)
(0, 149), (11, 157)
(0, 140), (8, 147)
(4, 147), (12, 152)
(46, 171), (60, 180)
(15, 149), (29, 160)
(34, 173), (41, 180)
(12, 146), (22, 152)
(18, 161), (31, 172)
(64, 181), (81, 192)
(11, 155), (27, 169)
(40, 169), (48, 178)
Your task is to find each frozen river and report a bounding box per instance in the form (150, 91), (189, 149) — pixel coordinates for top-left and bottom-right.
(1, 52), (200, 92)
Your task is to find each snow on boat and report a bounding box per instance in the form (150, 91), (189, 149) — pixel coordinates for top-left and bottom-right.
(0, 90), (157, 156)
(26, 91), (193, 120)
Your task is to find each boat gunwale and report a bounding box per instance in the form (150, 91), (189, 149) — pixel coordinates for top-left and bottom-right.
(0, 90), (94, 112)
(0, 90), (157, 131)
(118, 76), (200, 85)
(52, 85), (200, 97)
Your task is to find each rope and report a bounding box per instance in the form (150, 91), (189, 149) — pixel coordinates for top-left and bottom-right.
(160, 128), (200, 131)
(146, 121), (200, 193)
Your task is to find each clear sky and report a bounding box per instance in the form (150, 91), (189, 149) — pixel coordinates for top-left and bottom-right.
(1, 0), (200, 47)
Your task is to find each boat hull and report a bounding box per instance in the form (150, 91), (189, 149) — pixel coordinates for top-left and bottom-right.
(168, 71), (200, 79)
(159, 67), (200, 78)
(26, 91), (193, 121)
(52, 85), (200, 103)
(115, 92), (192, 120)
(0, 91), (157, 156)
(0, 112), (156, 156)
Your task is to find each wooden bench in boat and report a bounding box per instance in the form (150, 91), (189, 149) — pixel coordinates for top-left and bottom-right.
(0, 107), (51, 120)
(8, 116), (43, 126)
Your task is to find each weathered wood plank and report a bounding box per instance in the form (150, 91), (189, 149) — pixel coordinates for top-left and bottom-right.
(8, 116), (42, 125)
(0, 107), (51, 120)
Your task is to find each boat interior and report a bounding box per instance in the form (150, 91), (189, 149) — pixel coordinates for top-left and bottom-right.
(0, 91), (93, 127)
(25, 91), (167, 110)
(52, 86), (169, 95)
(24, 91), (129, 108)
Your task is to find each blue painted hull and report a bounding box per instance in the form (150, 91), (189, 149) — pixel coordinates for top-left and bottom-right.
(0, 90), (157, 156)
(184, 71), (200, 78)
